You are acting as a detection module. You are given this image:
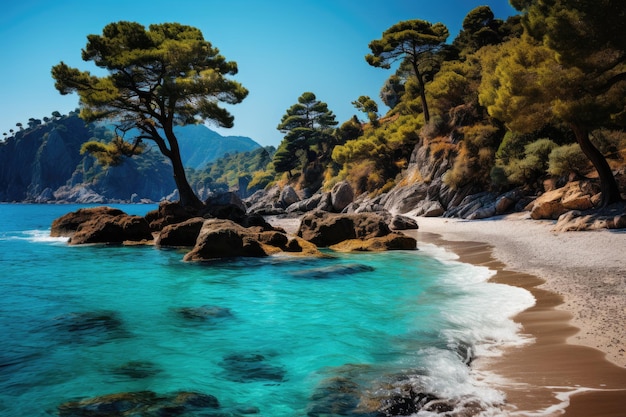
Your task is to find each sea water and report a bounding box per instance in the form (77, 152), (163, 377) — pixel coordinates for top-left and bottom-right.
(0, 204), (535, 416)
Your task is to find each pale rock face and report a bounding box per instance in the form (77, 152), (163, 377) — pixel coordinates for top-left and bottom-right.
(330, 181), (354, 212)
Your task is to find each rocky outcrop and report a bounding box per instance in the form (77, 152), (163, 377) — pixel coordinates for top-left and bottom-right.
(526, 180), (601, 220)
(155, 217), (205, 247)
(182, 218), (322, 261)
(552, 201), (626, 232)
(51, 206), (126, 237)
(69, 213), (153, 245)
(329, 233), (417, 252)
(296, 211), (413, 249)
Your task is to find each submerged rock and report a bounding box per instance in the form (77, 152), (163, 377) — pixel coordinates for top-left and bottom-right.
(50, 310), (129, 344)
(109, 361), (162, 379)
(57, 390), (220, 416)
(173, 305), (234, 321)
(219, 353), (286, 383)
(289, 263), (375, 279)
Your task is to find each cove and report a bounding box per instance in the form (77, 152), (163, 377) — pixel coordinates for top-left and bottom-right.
(0, 204), (534, 416)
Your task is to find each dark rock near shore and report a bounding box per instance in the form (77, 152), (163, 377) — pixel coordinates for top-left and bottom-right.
(297, 211), (392, 247)
(155, 217), (205, 247)
(51, 207), (126, 237)
(183, 219), (268, 261)
(144, 201), (197, 231)
(68, 212), (153, 245)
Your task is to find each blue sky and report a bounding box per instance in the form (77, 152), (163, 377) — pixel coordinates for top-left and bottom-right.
(0, 0), (517, 147)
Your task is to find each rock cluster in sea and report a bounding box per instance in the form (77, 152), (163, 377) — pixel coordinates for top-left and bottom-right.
(50, 187), (419, 260)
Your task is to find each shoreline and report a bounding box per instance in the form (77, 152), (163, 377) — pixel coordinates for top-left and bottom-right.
(411, 214), (626, 416)
(267, 213), (626, 415)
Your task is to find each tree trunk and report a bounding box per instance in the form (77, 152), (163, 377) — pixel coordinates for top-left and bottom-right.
(163, 126), (203, 209)
(411, 61), (430, 123)
(571, 123), (622, 207)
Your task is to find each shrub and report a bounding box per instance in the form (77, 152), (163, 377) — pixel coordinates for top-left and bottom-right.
(548, 143), (590, 177)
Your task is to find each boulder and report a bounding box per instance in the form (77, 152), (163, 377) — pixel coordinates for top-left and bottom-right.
(390, 214), (419, 230)
(527, 180), (601, 220)
(144, 201), (197, 232)
(382, 182), (429, 214)
(245, 186), (284, 215)
(287, 192), (332, 213)
(203, 191), (247, 221)
(411, 200), (445, 217)
(297, 211), (391, 247)
(182, 219), (322, 261)
(68, 213), (153, 245)
(330, 181), (354, 212)
(530, 200), (568, 220)
(183, 219), (268, 261)
(51, 206), (125, 237)
(329, 233), (417, 252)
(280, 185), (300, 207)
(155, 217), (205, 247)
(552, 201), (626, 231)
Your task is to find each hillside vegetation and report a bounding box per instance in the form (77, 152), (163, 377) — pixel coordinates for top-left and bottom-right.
(247, 3), (626, 211)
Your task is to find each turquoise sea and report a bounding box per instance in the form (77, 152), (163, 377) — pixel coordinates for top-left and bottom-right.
(0, 204), (535, 416)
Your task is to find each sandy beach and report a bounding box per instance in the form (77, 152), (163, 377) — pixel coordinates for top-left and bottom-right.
(408, 213), (626, 416)
(268, 213), (626, 416)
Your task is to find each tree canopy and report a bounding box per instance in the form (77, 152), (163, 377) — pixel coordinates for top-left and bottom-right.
(273, 92), (337, 179)
(479, 0), (625, 206)
(366, 19), (449, 123)
(51, 21), (248, 207)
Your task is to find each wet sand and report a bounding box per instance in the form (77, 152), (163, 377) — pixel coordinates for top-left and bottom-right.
(413, 217), (626, 417)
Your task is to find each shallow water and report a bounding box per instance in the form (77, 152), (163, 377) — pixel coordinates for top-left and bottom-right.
(0, 204), (535, 416)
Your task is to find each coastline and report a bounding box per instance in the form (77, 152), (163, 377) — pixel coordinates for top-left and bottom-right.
(267, 213), (626, 416)
(410, 214), (626, 416)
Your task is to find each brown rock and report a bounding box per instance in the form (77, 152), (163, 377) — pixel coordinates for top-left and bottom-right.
(155, 217), (205, 247)
(530, 200), (568, 220)
(144, 201), (197, 232)
(183, 219), (267, 261)
(69, 213), (153, 245)
(329, 233), (417, 252)
(51, 206), (125, 237)
(297, 211), (391, 247)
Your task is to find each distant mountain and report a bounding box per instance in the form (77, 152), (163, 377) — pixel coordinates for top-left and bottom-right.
(0, 114), (262, 203)
(176, 124), (261, 170)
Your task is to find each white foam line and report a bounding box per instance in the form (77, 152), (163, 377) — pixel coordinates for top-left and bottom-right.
(507, 386), (626, 417)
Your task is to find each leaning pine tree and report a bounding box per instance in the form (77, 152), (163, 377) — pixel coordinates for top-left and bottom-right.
(52, 21), (249, 208)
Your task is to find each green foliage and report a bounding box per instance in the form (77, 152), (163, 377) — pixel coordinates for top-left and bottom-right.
(332, 115), (421, 193)
(548, 143), (589, 177)
(80, 136), (145, 166)
(366, 19), (449, 122)
(188, 147), (274, 191)
(508, 138), (558, 185)
(273, 92), (338, 185)
(52, 21), (249, 207)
